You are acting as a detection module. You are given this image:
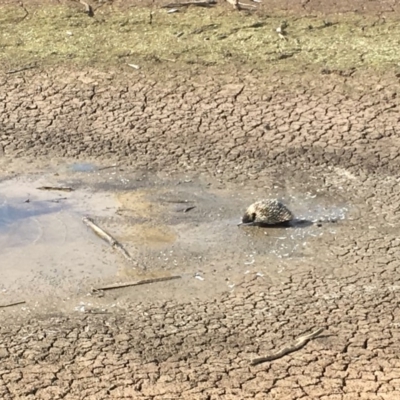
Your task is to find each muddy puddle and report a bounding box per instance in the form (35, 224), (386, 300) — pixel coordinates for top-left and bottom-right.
(0, 173), (120, 303)
(0, 162), (356, 309)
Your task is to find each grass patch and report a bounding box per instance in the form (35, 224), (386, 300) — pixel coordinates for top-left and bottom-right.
(1, 4), (400, 72)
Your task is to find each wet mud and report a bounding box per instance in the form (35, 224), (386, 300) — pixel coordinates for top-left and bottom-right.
(0, 161), (357, 309)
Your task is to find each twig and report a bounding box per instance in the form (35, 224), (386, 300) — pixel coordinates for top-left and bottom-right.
(82, 217), (134, 263)
(84, 309), (111, 314)
(17, 1), (29, 22)
(97, 164), (120, 171)
(250, 327), (325, 365)
(162, 1), (216, 8)
(176, 206), (196, 213)
(0, 301), (26, 309)
(6, 64), (37, 74)
(92, 276), (181, 292)
(37, 186), (74, 192)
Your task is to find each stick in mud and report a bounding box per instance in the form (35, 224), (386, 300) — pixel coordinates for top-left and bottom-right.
(82, 217), (135, 263)
(175, 206), (196, 213)
(92, 276), (182, 292)
(37, 186), (74, 192)
(250, 327), (325, 365)
(0, 301), (26, 309)
(97, 164), (120, 171)
(6, 64), (36, 74)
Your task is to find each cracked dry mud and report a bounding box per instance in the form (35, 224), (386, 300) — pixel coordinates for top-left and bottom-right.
(2, 1), (400, 399)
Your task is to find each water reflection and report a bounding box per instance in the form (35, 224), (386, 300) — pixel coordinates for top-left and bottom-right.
(0, 198), (65, 233)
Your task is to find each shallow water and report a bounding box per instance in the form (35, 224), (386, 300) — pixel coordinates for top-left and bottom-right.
(0, 164), (354, 303)
(0, 176), (120, 298)
(68, 162), (98, 173)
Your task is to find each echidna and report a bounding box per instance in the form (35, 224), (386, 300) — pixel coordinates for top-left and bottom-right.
(238, 199), (294, 227)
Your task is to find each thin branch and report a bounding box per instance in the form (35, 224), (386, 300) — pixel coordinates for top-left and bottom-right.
(0, 301), (26, 309)
(37, 186), (74, 192)
(92, 276), (182, 292)
(6, 64), (37, 75)
(17, 1), (29, 22)
(82, 217), (136, 264)
(250, 327), (325, 365)
(162, 1), (216, 8)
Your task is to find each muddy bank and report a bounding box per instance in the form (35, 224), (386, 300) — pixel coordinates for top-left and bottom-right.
(1, 67), (400, 177)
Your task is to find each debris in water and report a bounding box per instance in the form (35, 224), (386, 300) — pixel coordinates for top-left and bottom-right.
(82, 217), (138, 265)
(37, 186), (74, 192)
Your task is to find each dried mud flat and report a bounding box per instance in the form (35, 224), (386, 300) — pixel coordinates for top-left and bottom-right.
(2, 1), (400, 399)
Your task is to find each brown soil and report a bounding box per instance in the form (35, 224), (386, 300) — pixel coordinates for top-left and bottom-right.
(1, 1), (400, 399)
(2, 67), (400, 177)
